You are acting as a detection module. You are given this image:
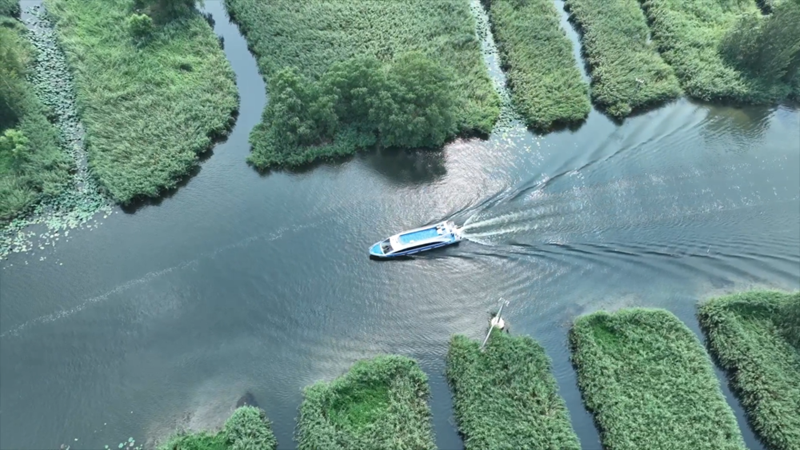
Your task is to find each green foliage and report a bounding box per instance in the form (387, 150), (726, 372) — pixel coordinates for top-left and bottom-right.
(0, 18), (71, 222)
(223, 0), (500, 146)
(570, 308), (746, 450)
(446, 330), (581, 450)
(564, 0), (681, 117)
(158, 406), (277, 450)
(134, 0), (201, 22)
(720, 1), (800, 85)
(223, 406), (278, 450)
(128, 13), (153, 40)
(297, 355), (436, 450)
(248, 52), (458, 170)
(45, 0), (238, 203)
(0, 0), (19, 17)
(484, 0), (590, 130)
(639, 0), (793, 102)
(698, 291), (800, 450)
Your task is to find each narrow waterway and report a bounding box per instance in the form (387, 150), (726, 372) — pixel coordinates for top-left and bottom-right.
(1, 1), (798, 449)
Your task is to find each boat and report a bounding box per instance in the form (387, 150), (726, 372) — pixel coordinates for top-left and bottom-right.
(369, 221), (463, 258)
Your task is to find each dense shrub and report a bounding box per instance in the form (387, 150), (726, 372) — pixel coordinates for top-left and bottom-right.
(698, 291), (800, 450)
(720, 1), (800, 87)
(0, 18), (71, 222)
(570, 308), (746, 450)
(0, 0), (19, 17)
(564, 0), (681, 117)
(639, 0), (793, 102)
(446, 330), (581, 450)
(45, 0), (238, 203)
(159, 406), (277, 450)
(297, 355), (436, 450)
(223, 0), (500, 164)
(248, 53), (457, 169)
(483, 0), (590, 129)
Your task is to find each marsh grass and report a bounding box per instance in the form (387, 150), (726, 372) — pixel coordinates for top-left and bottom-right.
(698, 291), (800, 450)
(639, 0), (792, 103)
(564, 0), (681, 117)
(482, 0), (590, 130)
(44, 0), (238, 204)
(0, 17), (72, 223)
(570, 308), (746, 450)
(0, 0), (18, 17)
(297, 355), (436, 450)
(446, 330), (581, 450)
(159, 406), (278, 450)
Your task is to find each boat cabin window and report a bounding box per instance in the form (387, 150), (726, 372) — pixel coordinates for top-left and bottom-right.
(380, 240), (393, 254)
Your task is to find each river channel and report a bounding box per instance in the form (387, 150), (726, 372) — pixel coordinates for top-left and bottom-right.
(1, 1), (799, 449)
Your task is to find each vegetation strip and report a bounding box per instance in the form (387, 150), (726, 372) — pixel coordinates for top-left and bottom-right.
(698, 291), (800, 450)
(159, 406), (278, 450)
(297, 355), (436, 450)
(639, 0), (799, 103)
(446, 330), (580, 450)
(0, 0), (18, 17)
(223, 0), (500, 169)
(44, 0), (238, 203)
(564, 0), (681, 117)
(481, 0), (590, 130)
(570, 308), (746, 450)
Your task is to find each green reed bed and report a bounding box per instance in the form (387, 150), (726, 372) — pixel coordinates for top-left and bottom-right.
(639, 0), (793, 103)
(698, 291), (800, 450)
(482, 0), (590, 130)
(570, 308), (746, 450)
(159, 406), (278, 450)
(1, 16), (72, 222)
(44, 0), (237, 203)
(223, 0), (500, 169)
(0, 0), (18, 17)
(564, 0), (681, 117)
(297, 355), (436, 450)
(446, 330), (581, 450)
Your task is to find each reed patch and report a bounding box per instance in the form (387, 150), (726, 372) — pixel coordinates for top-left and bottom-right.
(570, 308), (746, 450)
(699, 291), (800, 450)
(158, 406), (278, 450)
(297, 355), (436, 450)
(446, 330), (581, 450)
(564, 0), (681, 117)
(481, 0), (590, 130)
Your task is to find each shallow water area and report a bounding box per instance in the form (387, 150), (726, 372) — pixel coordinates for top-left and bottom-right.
(1, 1), (799, 449)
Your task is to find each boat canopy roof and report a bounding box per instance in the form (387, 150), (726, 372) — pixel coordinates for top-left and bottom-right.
(388, 222), (457, 252)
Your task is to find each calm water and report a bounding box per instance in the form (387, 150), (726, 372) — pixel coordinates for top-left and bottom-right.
(1, 2), (799, 449)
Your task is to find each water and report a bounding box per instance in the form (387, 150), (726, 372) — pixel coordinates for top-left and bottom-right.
(1, 1), (799, 449)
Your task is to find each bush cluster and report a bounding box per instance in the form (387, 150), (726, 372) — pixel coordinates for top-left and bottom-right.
(564, 0), (681, 117)
(570, 308), (746, 450)
(44, 0), (238, 204)
(0, 0), (18, 17)
(0, 17), (71, 222)
(446, 330), (581, 450)
(223, 0), (500, 165)
(297, 355), (436, 450)
(639, 0), (794, 103)
(248, 52), (457, 169)
(698, 291), (800, 450)
(482, 0), (590, 130)
(159, 406), (277, 450)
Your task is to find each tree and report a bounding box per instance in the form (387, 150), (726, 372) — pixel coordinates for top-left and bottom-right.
(721, 1), (800, 83)
(0, 128), (29, 166)
(0, 24), (29, 129)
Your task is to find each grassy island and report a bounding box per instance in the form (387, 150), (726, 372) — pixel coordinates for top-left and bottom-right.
(1, 16), (72, 222)
(564, 0), (681, 117)
(639, 0), (798, 103)
(698, 291), (800, 450)
(44, 0), (238, 204)
(223, 0), (500, 170)
(159, 405), (277, 450)
(297, 355), (436, 450)
(482, 0), (590, 130)
(446, 330), (581, 450)
(570, 308), (745, 450)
